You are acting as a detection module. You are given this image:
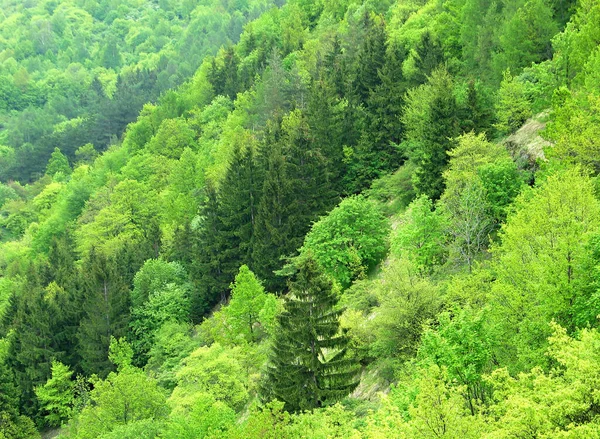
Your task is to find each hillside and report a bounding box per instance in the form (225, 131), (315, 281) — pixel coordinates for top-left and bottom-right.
(3, 0), (600, 438)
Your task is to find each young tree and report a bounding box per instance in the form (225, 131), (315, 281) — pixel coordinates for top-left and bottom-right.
(262, 256), (359, 412)
(217, 265), (276, 344)
(45, 147), (71, 179)
(300, 195), (389, 288)
(35, 361), (75, 427)
(392, 195), (448, 272)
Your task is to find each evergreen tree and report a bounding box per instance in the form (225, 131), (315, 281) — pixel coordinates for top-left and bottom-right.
(252, 145), (291, 291)
(262, 256), (359, 412)
(218, 144), (262, 271)
(349, 43), (407, 191)
(190, 182), (231, 321)
(412, 31), (445, 86)
(253, 112), (336, 291)
(6, 265), (55, 417)
(306, 78), (346, 193)
(352, 12), (387, 104)
(77, 249), (130, 377)
(404, 67), (460, 200)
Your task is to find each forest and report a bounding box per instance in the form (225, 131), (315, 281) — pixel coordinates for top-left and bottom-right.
(1, 0), (600, 437)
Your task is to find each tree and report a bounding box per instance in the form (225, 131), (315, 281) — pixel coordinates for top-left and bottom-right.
(262, 256), (359, 412)
(45, 147), (71, 179)
(217, 144), (262, 277)
(77, 249), (130, 377)
(494, 70), (532, 136)
(490, 168), (600, 371)
(65, 340), (169, 439)
(213, 265), (276, 344)
(392, 195), (448, 273)
(191, 182), (231, 320)
(300, 195), (389, 288)
(404, 67), (460, 200)
(35, 361), (75, 427)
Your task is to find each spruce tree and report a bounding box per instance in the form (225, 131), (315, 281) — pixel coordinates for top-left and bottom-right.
(262, 256), (359, 412)
(349, 43), (407, 191)
(412, 31), (445, 86)
(190, 182), (231, 320)
(77, 249), (130, 377)
(404, 67), (460, 200)
(252, 145), (292, 292)
(353, 12), (387, 104)
(252, 112), (336, 291)
(219, 144), (262, 269)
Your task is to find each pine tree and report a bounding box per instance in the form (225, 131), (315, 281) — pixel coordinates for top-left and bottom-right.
(262, 256), (359, 412)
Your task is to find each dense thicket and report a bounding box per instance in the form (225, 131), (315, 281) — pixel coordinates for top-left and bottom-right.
(2, 0), (600, 438)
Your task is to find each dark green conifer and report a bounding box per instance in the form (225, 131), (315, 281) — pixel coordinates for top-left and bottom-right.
(262, 256), (359, 412)
(77, 249), (130, 377)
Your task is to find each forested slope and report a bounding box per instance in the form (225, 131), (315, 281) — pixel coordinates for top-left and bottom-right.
(3, 0), (600, 438)
(0, 0), (276, 183)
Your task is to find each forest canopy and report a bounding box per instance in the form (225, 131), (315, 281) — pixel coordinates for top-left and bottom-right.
(2, 0), (600, 438)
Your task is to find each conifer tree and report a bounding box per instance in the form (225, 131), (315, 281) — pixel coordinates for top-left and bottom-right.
(404, 67), (460, 200)
(77, 249), (130, 377)
(412, 31), (445, 86)
(353, 12), (387, 104)
(349, 43), (407, 190)
(218, 144), (262, 270)
(252, 145), (291, 292)
(6, 265), (55, 417)
(190, 182), (231, 320)
(262, 256), (359, 412)
(253, 112), (336, 291)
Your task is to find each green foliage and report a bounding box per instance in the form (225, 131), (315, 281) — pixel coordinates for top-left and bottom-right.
(418, 307), (494, 414)
(490, 168), (600, 371)
(170, 343), (252, 412)
(263, 256), (359, 412)
(63, 365), (168, 439)
(485, 324), (600, 437)
(46, 148), (71, 180)
(494, 70), (533, 136)
(1, 0), (600, 436)
(369, 258), (442, 362)
(209, 265), (276, 344)
(35, 361), (75, 427)
(392, 195), (448, 272)
(404, 67), (460, 200)
(301, 196), (389, 288)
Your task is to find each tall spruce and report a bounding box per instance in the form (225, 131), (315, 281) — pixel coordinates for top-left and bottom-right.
(404, 67), (460, 200)
(219, 144), (262, 269)
(5, 264), (55, 417)
(253, 112), (336, 290)
(252, 144), (291, 291)
(262, 255), (359, 412)
(190, 181), (234, 321)
(349, 42), (407, 191)
(77, 249), (130, 377)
